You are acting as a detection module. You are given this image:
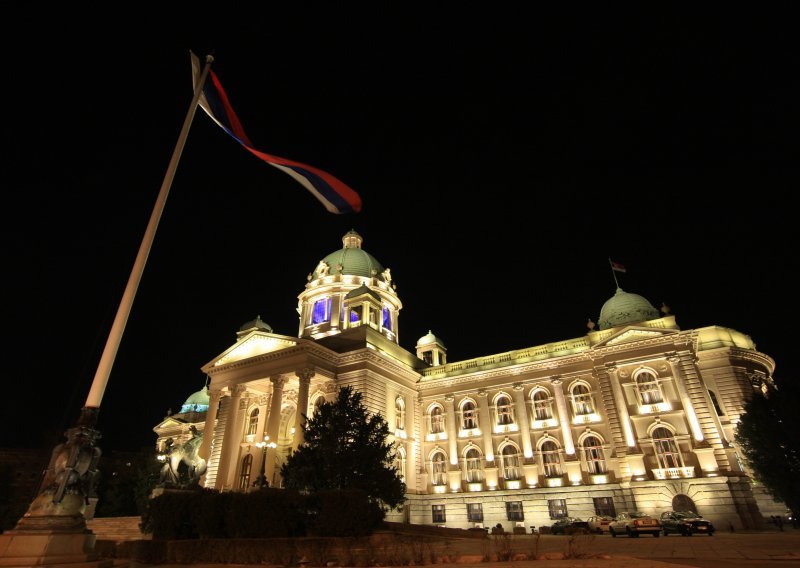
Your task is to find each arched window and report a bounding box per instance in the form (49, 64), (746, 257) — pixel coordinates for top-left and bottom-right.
(238, 454), (253, 490)
(533, 390), (553, 420)
(465, 448), (482, 483)
(461, 401), (477, 430)
(431, 451), (447, 485)
(394, 447), (406, 482)
(540, 440), (562, 477)
(246, 408), (260, 436)
(395, 397), (405, 431)
(636, 370), (663, 405)
(501, 445), (521, 480)
(496, 395), (513, 425)
(312, 396), (325, 417)
(652, 427), (684, 469)
(430, 406), (444, 434)
(672, 494), (698, 514)
(582, 435), (606, 474)
(571, 384), (594, 415)
(708, 389), (725, 416)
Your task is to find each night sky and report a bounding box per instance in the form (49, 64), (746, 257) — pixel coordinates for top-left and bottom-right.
(3, 21), (794, 453)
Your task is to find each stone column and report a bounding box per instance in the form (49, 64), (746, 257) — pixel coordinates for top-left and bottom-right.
(477, 389), (495, 462)
(292, 368), (314, 450)
(512, 383), (533, 458)
(266, 376), (286, 482)
(551, 378), (575, 455)
(667, 356), (704, 441)
(219, 384), (248, 489)
(445, 394), (458, 465)
(199, 388), (223, 462)
(606, 365), (637, 448)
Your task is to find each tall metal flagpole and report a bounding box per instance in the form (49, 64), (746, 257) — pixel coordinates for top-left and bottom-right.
(0, 53), (215, 567)
(85, 53), (214, 412)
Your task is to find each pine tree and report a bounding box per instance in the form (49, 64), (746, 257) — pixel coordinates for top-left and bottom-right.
(281, 385), (406, 511)
(735, 379), (800, 517)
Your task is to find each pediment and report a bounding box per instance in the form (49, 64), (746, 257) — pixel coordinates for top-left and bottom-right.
(211, 331), (299, 367)
(591, 325), (678, 348)
(153, 417), (187, 430)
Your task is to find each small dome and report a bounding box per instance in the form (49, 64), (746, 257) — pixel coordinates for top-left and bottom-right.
(417, 330), (445, 349)
(180, 386), (209, 413)
(238, 315), (273, 333)
(598, 288), (661, 330)
(312, 230), (386, 280)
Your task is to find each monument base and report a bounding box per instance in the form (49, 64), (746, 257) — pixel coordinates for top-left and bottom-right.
(0, 529), (112, 567)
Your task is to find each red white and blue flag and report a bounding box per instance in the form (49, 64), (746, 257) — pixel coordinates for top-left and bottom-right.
(190, 52), (362, 214)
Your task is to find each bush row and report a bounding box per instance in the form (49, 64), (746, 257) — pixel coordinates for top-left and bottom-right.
(140, 487), (384, 540)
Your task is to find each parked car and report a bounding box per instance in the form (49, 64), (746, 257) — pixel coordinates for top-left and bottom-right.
(550, 517), (591, 535)
(609, 511), (661, 537)
(587, 515), (614, 534)
(660, 511), (715, 536)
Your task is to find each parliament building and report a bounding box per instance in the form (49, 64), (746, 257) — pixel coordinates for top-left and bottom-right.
(154, 230), (780, 531)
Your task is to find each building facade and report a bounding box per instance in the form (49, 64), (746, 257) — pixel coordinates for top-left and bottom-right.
(154, 230), (781, 531)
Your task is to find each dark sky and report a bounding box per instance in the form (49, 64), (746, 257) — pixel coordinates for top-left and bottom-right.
(3, 20), (795, 452)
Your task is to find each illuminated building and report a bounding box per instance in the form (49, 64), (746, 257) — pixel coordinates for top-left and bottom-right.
(155, 230), (780, 530)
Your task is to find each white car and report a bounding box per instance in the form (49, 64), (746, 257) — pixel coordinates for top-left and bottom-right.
(609, 511), (661, 537)
(587, 515), (614, 533)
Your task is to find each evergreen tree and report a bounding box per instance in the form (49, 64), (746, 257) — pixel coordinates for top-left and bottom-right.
(735, 379), (800, 517)
(281, 385), (406, 511)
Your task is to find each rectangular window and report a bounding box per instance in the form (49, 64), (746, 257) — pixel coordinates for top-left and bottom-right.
(312, 298), (332, 324)
(548, 499), (568, 519)
(593, 497), (616, 518)
(432, 504), (446, 524)
(382, 306), (392, 330)
(467, 503), (483, 522)
(506, 501), (524, 521)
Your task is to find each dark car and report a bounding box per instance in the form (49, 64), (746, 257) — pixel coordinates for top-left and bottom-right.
(550, 517), (590, 535)
(659, 511), (715, 536)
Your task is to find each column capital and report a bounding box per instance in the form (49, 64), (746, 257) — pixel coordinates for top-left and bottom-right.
(477, 388), (488, 397)
(270, 375), (287, 389)
(549, 376), (563, 386)
(233, 384), (248, 396)
(444, 394), (455, 402)
(513, 382), (524, 391)
(667, 355), (681, 364)
(208, 388), (223, 399)
(604, 363), (618, 372)
(296, 367), (316, 382)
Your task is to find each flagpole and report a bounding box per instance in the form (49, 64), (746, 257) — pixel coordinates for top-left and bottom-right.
(83, 53), (214, 414)
(608, 258), (620, 288)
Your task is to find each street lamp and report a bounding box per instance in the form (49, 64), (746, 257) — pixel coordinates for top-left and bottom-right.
(253, 436), (277, 488)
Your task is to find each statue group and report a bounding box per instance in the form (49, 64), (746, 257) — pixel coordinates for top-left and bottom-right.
(158, 425), (207, 488)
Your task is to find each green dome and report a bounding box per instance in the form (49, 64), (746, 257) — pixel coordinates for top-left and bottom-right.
(598, 288), (661, 330)
(313, 230), (385, 280)
(180, 386), (209, 413)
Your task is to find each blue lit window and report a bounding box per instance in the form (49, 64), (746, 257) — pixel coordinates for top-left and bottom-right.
(382, 307), (392, 330)
(350, 309), (360, 323)
(312, 298), (332, 324)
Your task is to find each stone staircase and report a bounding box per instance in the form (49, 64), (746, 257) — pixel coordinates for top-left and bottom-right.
(87, 516), (151, 541)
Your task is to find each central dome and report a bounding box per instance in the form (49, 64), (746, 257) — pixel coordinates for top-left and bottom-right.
(313, 229), (386, 280)
(598, 288), (660, 330)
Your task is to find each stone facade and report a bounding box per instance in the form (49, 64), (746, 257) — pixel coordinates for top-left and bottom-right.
(154, 231), (780, 532)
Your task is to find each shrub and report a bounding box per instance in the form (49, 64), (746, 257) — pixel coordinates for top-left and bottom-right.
(307, 488), (384, 537)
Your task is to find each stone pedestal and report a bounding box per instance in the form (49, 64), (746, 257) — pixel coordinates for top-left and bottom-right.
(0, 529), (112, 567)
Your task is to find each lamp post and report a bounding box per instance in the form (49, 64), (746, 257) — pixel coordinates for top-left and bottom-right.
(253, 436), (277, 488)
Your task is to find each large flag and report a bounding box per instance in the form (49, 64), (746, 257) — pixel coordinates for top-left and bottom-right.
(190, 52), (362, 214)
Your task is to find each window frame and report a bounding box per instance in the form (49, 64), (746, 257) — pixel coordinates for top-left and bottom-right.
(238, 454), (253, 490)
(548, 499), (568, 520)
(432, 504), (446, 524)
(467, 503), (484, 522)
(582, 435), (607, 474)
(593, 496), (616, 518)
(635, 370), (664, 405)
(506, 501), (524, 521)
(652, 426), (684, 469)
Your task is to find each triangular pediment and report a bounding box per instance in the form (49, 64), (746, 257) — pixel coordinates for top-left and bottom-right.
(153, 416), (187, 430)
(210, 331), (299, 367)
(591, 324), (678, 348)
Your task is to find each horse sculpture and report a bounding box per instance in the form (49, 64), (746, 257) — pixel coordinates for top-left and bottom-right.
(159, 426), (207, 487)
